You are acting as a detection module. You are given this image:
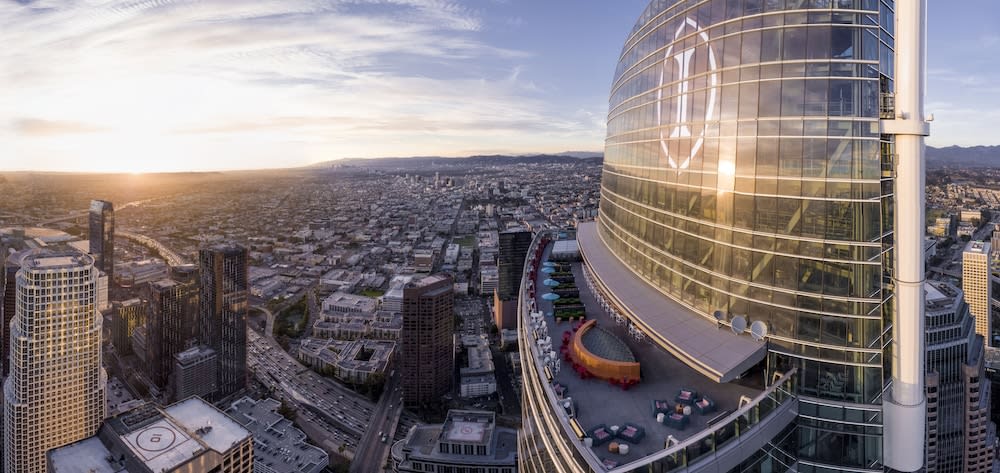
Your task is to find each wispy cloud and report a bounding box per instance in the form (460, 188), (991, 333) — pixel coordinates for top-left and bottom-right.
(12, 118), (109, 136)
(0, 0), (601, 171)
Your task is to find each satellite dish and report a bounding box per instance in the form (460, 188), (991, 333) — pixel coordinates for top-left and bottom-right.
(713, 310), (725, 322)
(730, 316), (747, 335)
(750, 321), (768, 341)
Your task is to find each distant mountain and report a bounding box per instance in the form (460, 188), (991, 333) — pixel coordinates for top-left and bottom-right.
(308, 153), (603, 170)
(927, 145), (1000, 168)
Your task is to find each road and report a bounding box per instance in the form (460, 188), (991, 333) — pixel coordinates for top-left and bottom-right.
(117, 230), (189, 266)
(350, 370), (405, 473)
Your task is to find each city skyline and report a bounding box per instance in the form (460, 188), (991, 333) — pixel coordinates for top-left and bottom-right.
(2, 0), (998, 173)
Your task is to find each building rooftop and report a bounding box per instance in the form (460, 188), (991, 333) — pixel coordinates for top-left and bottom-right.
(23, 251), (93, 270)
(48, 398), (250, 473)
(226, 397), (329, 473)
(49, 437), (122, 473)
(530, 235), (762, 463)
(966, 240), (990, 254)
(392, 410), (517, 468)
(576, 221), (766, 383)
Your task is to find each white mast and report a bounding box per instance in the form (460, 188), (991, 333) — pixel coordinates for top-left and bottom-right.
(883, 0), (929, 471)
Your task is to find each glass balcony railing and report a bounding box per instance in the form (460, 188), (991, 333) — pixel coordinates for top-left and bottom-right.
(880, 93), (896, 119)
(615, 369), (797, 473)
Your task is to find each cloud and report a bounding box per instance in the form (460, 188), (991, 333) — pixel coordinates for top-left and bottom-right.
(12, 118), (109, 136)
(0, 0), (604, 170)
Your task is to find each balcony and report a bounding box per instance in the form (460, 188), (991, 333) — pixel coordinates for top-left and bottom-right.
(519, 229), (799, 472)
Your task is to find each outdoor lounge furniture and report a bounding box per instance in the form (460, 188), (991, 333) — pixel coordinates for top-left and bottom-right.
(694, 396), (716, 415)
(618, 423), (645, 443)
(590, 424), (613, 446)
(675, 388), (699, 405)
(665, 412), (689, 430)
(651, 399), (672, 417)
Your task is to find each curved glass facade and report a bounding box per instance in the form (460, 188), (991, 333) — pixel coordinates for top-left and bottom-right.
(598, 0), (896, 470)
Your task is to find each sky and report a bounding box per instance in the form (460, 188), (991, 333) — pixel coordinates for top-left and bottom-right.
(0, 0), (997, 172)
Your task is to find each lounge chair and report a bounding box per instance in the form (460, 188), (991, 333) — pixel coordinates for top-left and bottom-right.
(665, 412), (689, 430)
(694, 396), (716, 415)
(675, 388), (699, 406)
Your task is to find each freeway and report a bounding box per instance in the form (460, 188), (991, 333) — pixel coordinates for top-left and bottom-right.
(117, 230), (189, 266)
(248, 329), (375, 438)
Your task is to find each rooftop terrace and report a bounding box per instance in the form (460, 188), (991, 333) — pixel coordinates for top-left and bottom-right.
(529, 241), (764, 465)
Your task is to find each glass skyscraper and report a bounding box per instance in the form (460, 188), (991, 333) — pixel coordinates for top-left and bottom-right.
(519, 1), (928, 472)
(88, 199), (114, 282)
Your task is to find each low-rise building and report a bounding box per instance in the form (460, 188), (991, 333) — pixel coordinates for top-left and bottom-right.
(226, 397), (328, 473)
(390, 410), (516, 473)
(298, 338), (395, 384)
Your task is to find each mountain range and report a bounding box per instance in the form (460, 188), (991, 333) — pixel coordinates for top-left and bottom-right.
(307, 145), (1000, 170)
(926, 145), (1000, 168)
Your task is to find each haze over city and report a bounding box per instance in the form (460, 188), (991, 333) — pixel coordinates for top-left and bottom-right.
(2, 0), (999, 172)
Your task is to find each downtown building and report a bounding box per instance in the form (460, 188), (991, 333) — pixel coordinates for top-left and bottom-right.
(111, 298), (146, 357)
(923, 281), (997, 473)
(88, 199), (115, 282)
(519, 1), (931, 472)
(401, 274), (455, 408)
(148, 275), (200, 396)
(199, 244), (249, 401)
(495, 230), (533, 330)
(4, 250), (106, 472)
(962, 241), (992, 344)
(47, 397), (254, 473)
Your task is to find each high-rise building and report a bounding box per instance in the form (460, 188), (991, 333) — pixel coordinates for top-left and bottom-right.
(519, 1), (929, 472)
(88, 199), (114, 281)
(147, 277), (199, 391)
(199, 244), (249, 400)
(1, 251), (22, 378)
(924, 281), (997, 472)
(963, 241), (992, 344)
(495, 230), (532, 330)
(401, 274), (454, 407)
(4, 250), (106, 472)
(111, 298), (146, 356)
(173, 345), (218, 402)
(46, 398), (254, 473)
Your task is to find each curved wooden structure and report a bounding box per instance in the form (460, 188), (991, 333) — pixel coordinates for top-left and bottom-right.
(568, 320), (641, 384)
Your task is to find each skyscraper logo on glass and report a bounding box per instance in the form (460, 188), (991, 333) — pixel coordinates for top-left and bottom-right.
(656, 17), (718, 171)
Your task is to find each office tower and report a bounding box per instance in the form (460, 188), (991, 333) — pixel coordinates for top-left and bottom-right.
(991, 224), (1000, 259)
(111, 298), (145, 356)
(518, 1), (929, 472)
(173, 345), (218, 401)
(964, 241), (992, 344)
(495, 230), (532, 330)
(148, 277), (199, 391)
(1, 252), (20, 377)
(924, 281), (997, 472)
(4, 250), (106, 472)
(88, 199), (114, 281)
(199, 244), (249, 400)
(401, 274), (454, 407)
(46, 398), (254, 473)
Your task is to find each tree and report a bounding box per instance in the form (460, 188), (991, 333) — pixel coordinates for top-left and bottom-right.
(277, 399), (297, 419)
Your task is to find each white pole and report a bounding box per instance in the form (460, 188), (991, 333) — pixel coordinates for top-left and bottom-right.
(883, 0), (929, 471)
